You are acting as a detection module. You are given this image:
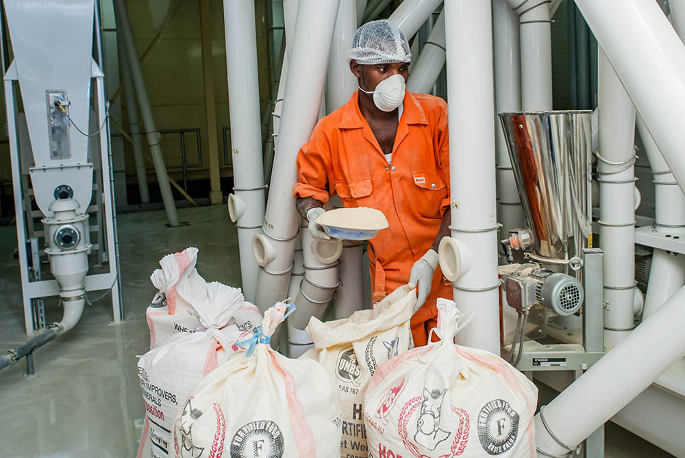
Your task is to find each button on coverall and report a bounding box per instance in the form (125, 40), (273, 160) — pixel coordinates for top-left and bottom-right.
(294, 90), (452, 346)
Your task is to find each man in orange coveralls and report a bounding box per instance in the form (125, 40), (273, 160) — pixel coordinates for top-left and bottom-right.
(293, 20), (451, 346)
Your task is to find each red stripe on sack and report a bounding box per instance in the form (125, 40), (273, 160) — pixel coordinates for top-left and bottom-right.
(208, 403), (226, 458)
(174, 250), (193, 273)
(203, 341), (221, 376)
(167, 288), (178, 315)
(136, 416), (150, 458)
(269, 351), (316, 457)
(146, 310), (165, 348)
(242, 304), (261, 313)
(367, 346), (432, 393)
(168, 250), (192, 315)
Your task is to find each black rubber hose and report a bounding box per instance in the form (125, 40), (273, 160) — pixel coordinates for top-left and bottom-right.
(0, 328), (58, 372)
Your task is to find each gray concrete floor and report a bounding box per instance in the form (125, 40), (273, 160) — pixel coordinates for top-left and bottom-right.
(0, 205), (675, 457)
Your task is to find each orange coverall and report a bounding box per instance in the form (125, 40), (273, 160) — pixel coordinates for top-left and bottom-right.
(294, 90), (452, 346)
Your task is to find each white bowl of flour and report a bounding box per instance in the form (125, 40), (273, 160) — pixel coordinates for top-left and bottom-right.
(315, 207), (389, 240)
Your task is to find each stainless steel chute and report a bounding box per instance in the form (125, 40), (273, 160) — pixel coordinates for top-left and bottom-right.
(498, 111), (593, 267)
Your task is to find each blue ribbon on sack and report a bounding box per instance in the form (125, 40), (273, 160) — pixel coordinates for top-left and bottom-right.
(236, 303), (296, 357)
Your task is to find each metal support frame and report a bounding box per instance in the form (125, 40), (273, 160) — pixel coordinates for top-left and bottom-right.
(5, 61), (123, 337)
(158, 128), (203, 192)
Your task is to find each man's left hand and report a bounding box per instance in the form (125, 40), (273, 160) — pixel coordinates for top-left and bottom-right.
(408, 249), (439, 313)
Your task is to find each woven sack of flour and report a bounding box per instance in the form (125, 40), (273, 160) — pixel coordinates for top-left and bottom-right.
(137, 282), (253, 458)
(146, 247), (263, 349)
(172, 302), (342, 458)
(146, 247), (205, 349)
(302, 285), (416, 458)
(364, 299), (538, 458)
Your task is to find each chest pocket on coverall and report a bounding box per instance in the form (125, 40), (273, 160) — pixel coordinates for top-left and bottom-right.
(334, 178), (373, 205)
(412, 170), (447, 218)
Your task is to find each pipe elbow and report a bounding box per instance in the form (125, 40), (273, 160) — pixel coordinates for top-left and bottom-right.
(438, 236), (473, 282)
(252, 233), (277, 266)
(228, 193), (246, 222)
(55, 296), (86, 334)
(311, 238), (343, 265)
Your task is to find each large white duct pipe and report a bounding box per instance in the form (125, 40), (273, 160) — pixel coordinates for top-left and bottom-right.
(535, 284), (685, 457)
(507, 0), (553, 110)
(388, 0), (443, 39)
(326, 0), (358, 113)
(406, 10), (445, 94)
(335, 242), (365, 319)
(574, 0), (685, 195)
(224, 0), (267, 303)
(444, 0), (500, 354)
(112, 0), (179, 227)
(597, 49), (637, 341)
(356, 0), (369, 25)
(117, 30), (150, 204)
(493, 0), (524, 247)
(637, 0), (685, 320)
(253, 0), (341, 313)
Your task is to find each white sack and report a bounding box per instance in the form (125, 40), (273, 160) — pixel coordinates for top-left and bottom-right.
(137, 282), (253, 458)
(172, 302), (342, 458)
(303, 285), (416, 458)
(149, 247), (201, 315)
(364, 299), (538, 458)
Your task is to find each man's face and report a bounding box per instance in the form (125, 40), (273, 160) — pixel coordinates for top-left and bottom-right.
(350, 60), (410, 93)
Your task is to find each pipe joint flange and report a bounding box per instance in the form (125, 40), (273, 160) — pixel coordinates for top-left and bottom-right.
(453, 279), (503, 292)
(4, 350), (18, 367)
(259, 261), (295, 276)
(235, 224), (263, 230)
(300, 290), (333, 306)
(448, 224), (501, 233)
(538, 406), (581, 458)
(519, 19), (554, 24)
(303, 261), (341, 271)
(597, 220), (636, 228)
(515, 0), (551, 16)
(302, 275), (340, 291)
(233, 184), (268, 192)
(423, 40), (446, 52)
(596, 177), (638, 184)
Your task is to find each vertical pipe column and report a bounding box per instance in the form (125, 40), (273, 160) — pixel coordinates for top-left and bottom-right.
(508, 0), (553, 110)
(201, 0), (223, 205)
(534, 284), (685, 457)
(406, 10), (445, 95)
(253, 0), (341, 312)
(493, 0), (523, 248)
(326, 0), (358, 113)
(574, 0), (685, 194)
(223, 0), (267, 303)
(444, 0), (500, 354)
(113, 0), (179, 227)
(638, 0), (685, 320)
(117, 29), (150, 204)
(597, 50), (636, 342)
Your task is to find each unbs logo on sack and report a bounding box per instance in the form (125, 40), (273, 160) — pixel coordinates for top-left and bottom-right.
(336, 346), (362, 386)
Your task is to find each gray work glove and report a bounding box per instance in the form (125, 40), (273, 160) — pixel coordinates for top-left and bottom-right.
(306, 207), (330, 241)
(408, 249), (439, 313)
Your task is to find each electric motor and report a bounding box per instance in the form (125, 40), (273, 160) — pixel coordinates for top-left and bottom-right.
(505, 268), (584, 316)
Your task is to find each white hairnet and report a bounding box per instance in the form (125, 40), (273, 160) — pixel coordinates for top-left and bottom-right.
(347, 20), (411, 65)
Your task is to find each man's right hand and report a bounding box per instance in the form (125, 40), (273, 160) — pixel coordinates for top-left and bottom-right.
(306, 207), (330, 240)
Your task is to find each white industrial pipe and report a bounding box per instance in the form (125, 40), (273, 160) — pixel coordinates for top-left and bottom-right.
(493, 0), (524, 246)
(326, 0), (358, 113)
(444, 0), (500, 354)
(224, 0), (267, 303)
(112, 0), (179, 227)
(597, 49), (637, 341)
(289, 229), (342, 357)
(388, 0), (443, 39)
(117, 31), (150, 204)
(254, 0), (341, 313)
(507, 0), (553, 110)
(574, 0), (685, 195)
(335, 242), (365, 319)
(406, 10), (445, 94)
(535, 284), (685, 457)
(356, 0), (368, 25)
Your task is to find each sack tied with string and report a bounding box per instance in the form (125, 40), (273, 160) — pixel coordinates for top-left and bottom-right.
(302, 285), (416, 458)
(173, 302), (342, 458)
(364, 299), (538, 458)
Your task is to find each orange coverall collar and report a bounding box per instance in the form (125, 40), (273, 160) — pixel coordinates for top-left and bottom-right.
(339, 89), (429, 130)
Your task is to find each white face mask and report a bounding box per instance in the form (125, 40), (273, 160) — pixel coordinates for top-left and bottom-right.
(359, 74), (406, 112)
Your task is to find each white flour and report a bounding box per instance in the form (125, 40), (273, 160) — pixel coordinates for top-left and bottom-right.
(316, 207), (388, 230)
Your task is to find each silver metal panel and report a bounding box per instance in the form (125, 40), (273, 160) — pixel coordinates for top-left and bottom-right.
(499, 111), (593, 263)
(635, 226), (685, 254)
(4, 0), (96, 216)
